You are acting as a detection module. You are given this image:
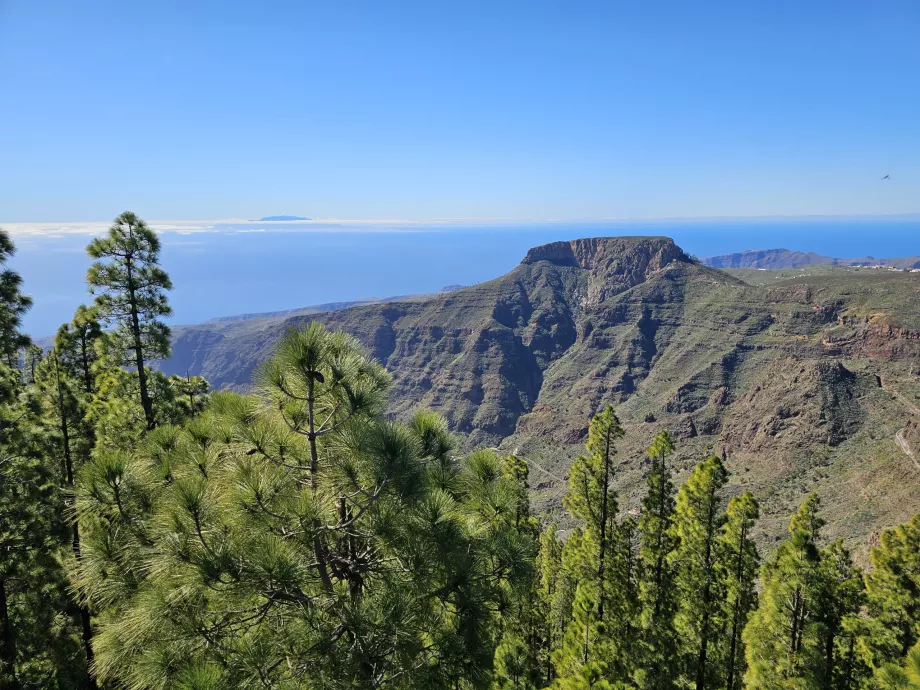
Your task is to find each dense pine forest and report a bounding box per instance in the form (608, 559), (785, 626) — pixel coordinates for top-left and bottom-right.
(3, 213), (920, 690)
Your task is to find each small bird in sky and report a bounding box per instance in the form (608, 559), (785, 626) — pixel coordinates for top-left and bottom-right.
(881, 174), (890, 180)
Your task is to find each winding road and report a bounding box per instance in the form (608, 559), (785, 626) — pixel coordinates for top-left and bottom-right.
(880, 376), (920, 472)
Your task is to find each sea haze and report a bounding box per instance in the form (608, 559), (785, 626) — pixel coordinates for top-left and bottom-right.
(9, 216), (920, 338)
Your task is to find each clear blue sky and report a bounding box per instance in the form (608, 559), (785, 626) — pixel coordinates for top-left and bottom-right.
(1, 0), (918, 222)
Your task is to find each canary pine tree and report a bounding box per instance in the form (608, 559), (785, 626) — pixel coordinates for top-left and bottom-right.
(812, 541), (865, 689)
(86, 211), (173, 430)
(670, 454), (728, 690)
(32, 351), (98, 686)
(55, 305), (103, 395)
(554, 406), (628, 686)
(718, 491), (760, 690)
(535, 523), (564, 681)
(743, 494), (825, 689)
(76, 324), (535, 689)
(0, 230), (31, 365)
(636, 430), (679, 690)
(0, 228), (85, 688)
(876, 641), (920, 690)
(492, 453), (541, 689)
(863, 514), (920, 670)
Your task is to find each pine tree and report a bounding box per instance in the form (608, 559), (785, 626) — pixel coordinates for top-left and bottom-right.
(494, 630), (541, 689)
(0, 230), (31, 365)
(0, 229), (85, 688)
(812, 541), (865, 689)
(535, 522), (565, 681)
(86, 211), (172, 430)
(717, 491), (760, 690)
(863, 514), (920, 669)
(21, 343), (43, 384)
(876, 640), (920, 689)
(670, 454), (728, 690)
(743, 494), (825, 689)
(76, 324), (535, 689)
(54, 305), (102, 395)
(556, 405), (628, 686)
(553, 574), (613, 688)
(636, 429), (679, 690)
(607, 513), (641, 680)
(33, 349), (99, 686)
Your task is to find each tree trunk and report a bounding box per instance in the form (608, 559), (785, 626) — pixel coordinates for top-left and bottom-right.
(125, 261), (154, 430)
(79, 332), (93, 394)
(725, 522), (747, 690)
(54, 359), (97, 687)
(824, 625), (835, 690)
(306, 377), (333, 592)
(653, 452), (668, 618)
(694, 483), (718, 690)
(597, 427), (612, 620)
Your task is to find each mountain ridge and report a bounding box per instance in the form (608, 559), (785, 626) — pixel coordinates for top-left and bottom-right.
(703, 247), (920, 270)
(160, 235), (920, 559)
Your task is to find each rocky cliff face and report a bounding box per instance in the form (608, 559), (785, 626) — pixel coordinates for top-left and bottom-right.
(161, 236), (920, 558)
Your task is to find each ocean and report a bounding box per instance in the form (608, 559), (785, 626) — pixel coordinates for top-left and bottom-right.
(8, 216), (920, 338)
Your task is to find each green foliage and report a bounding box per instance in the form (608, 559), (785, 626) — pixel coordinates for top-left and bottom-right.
(0, 229), (32, 363)
(876, 641), (920, 689)
(534, 523), (564, 682)
(863, 514), (920, 669)
(494, 630), (541, 690)
(0, 233), (88, 688)
(9, 218), (920, 689)
(670, 454), (728, 689)
(554, 406), (639, 688)
(812, 541), (866, 689)
(718, 491), (760, 690)
(636, 429), (679, 690)
(55, 304), (103, 395)
(87, 211), (173, 429)
(76, 325), (535, 689)
(741, 494), (865, 690)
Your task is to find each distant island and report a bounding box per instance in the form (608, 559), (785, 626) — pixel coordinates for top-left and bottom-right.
(257, 215), (310, 221)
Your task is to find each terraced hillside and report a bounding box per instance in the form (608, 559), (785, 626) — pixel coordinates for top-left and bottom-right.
(162, 236), (920, 559)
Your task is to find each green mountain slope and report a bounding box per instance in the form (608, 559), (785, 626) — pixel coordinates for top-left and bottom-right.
(161, 236), (920, 559)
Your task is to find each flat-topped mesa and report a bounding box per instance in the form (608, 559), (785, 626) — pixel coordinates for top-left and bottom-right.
(522, 236), (692, 304)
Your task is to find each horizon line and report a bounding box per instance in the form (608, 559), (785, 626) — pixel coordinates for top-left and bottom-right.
(4, 211), (920, 237)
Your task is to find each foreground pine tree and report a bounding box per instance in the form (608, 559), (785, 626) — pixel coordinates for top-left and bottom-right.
(76, 324), (534, 689)
(743, 494), (825, 688)
(670, 454), (728, 690)
(863, 514), (920, 670)
(636, 430), (679, 690)
(876, 641), (920, 689)
(554, 406), (636, 687)
(0, 229), (86, 688)
(717, 491), (760, 690)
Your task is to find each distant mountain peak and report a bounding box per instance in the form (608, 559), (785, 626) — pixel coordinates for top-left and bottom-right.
(703, 248), (920, 270)
(521, 236), (693, 306)
(258, 215), (310, 221)
(702, 248), (832, 269)
(523, 235), (689, 270)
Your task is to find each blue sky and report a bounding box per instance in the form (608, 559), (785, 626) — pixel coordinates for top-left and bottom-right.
(1, 0), (918, 222)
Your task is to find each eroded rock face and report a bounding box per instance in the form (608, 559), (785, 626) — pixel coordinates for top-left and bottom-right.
(160, 235), (920, 553)
(823, 314), (920, 360)
(721, 359), (867, 451)
(523, 236), (691, 306)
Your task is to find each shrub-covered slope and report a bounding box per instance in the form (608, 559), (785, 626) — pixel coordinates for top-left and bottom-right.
(162, 236), (920, 557)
